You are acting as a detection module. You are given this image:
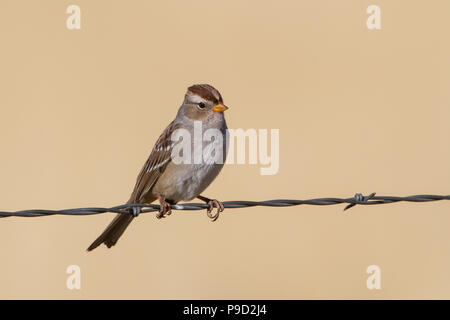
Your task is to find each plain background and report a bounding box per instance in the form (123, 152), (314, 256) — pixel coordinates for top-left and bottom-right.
(0, 0), (449, 299)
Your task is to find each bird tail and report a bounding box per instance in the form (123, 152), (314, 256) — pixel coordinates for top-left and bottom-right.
(87, 212), (134, 251)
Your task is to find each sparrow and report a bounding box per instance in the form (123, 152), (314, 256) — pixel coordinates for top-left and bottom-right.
(87, 84), (229, 251)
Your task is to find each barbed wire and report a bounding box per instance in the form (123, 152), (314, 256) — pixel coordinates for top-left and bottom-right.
(0, 193), (448, 218)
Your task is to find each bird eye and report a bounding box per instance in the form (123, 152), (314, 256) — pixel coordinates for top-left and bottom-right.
(197, 102), (206, 109)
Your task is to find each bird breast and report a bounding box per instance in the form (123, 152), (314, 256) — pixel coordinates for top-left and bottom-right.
(152, 127), (227, 203)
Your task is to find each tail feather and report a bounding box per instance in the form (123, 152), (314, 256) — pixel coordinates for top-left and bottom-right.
(87, 213), (134, 251)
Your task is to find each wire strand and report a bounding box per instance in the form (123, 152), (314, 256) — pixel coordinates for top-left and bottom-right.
(0, 193), (449, 218)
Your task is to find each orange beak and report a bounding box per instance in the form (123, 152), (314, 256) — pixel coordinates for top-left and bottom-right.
(213, 104), (229, 113)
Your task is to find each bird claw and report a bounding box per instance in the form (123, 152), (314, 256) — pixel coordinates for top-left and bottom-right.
(156, 197), (172, 219)
(206, 199), (224, 222)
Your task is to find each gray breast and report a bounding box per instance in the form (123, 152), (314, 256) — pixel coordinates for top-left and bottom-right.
(152, 117), (228, 203)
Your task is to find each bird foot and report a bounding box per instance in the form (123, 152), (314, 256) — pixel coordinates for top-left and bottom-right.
(205, 199), (224, 222)
(156, 195), (172, 219)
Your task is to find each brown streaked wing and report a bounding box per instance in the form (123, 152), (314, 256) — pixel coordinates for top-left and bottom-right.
(128, 121), (181, 203)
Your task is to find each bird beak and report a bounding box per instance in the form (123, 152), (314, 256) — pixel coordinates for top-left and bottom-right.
(213, 104), (229, 113)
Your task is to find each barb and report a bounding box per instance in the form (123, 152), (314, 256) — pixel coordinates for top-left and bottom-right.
(0, 193), (449, 218)
(344, 192), (377, 211)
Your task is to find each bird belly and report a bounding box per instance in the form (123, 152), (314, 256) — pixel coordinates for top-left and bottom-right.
(152, 162), (224, 203)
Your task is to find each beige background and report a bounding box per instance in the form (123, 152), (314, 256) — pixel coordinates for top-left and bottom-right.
(0, 0), (449, 299)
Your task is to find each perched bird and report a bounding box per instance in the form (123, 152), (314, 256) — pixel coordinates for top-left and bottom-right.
(87, 84), (229, 251)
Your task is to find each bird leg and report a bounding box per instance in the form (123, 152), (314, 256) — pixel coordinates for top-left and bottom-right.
(156, 193), (172, 219)
(197, 195), (224, 222)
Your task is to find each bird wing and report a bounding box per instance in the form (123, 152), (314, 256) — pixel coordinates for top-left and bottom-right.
(128, 121), (181, 203)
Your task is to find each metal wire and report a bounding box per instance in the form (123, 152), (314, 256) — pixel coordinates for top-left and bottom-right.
(0, 193), (448, 218)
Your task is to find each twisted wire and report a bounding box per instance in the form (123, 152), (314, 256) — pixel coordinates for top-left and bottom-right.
(0, 193), (448, 218)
